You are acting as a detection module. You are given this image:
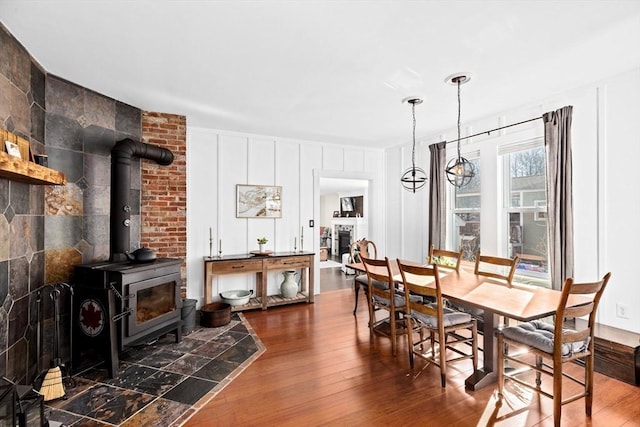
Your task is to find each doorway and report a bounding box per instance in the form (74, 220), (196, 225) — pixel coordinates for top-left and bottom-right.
(316, 173), (372, 293)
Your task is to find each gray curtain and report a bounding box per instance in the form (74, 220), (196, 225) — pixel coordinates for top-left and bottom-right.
(543, 106), (574, 290)
(428, 141), (447, 249)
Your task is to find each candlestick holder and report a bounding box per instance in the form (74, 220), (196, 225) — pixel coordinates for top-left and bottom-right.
(209, 237), (214, 258)
(300, 236), (304, 252)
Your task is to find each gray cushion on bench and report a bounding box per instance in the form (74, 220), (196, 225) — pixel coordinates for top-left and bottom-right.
(501, 319), (589, 356)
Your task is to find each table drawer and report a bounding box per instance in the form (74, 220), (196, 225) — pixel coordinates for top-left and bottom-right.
(266, 257), (310, 269)
(209, 259), (263, 274)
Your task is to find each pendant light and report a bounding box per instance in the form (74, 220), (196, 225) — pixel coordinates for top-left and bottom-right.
(445, 73), (475, 188)
(400, 97), (427, 193)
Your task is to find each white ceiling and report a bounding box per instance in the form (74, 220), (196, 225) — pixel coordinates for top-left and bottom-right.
(1, 1), (639, 149)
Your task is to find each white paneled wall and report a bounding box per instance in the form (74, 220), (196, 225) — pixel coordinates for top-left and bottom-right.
(599, 68), (640, 332)
(384, 67), (640, 333)
(187, 129), (384, 307)
(187, 67), (639, 333)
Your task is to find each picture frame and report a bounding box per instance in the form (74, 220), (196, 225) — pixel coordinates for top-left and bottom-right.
(5, 141), (21, 158)
(236, 184), (282, 218)
(2, 129), (32, 160)
(534, 200), (547, 221)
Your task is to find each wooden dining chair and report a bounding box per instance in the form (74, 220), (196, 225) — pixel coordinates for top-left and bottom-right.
(496, 272), (611, 426)
(428, 245), (463, 272)
(361, 256), (405, 356)
(351, 239), (379, 315)
(397, 259), (478, 387)
(474, 252), (519, 283)
(473, 252), (520, 327)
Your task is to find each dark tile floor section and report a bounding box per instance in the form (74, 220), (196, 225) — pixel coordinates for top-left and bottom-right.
(44, 313), (263, 426)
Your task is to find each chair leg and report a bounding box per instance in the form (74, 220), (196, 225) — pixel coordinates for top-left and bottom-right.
(430, 331), (435, 357)
(586, 352), (594, 416)
(438, 331), (447, 387)
(353, 282), (360, 315)
(390, 308), (397, 356)
(367, 296), (376, 338)
(407, 319), (415, 368)
(553, 362), (562, 427)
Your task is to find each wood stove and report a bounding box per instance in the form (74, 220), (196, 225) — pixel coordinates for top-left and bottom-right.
(73, 258), (183, 378)
(72, 138), (181, 378)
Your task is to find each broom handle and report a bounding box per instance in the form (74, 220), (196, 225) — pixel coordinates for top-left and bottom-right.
(68, 284), (74, 374)
(55, 282), (73, 373)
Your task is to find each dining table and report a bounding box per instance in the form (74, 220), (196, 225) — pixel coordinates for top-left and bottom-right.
(347, 260), (591, 390)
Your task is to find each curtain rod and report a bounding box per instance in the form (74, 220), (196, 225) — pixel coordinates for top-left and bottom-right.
(442, 116), (542, 146)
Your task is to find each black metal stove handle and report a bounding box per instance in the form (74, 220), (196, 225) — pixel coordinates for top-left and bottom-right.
(109, 282), (134, 300)
(112, 309), (133, 322)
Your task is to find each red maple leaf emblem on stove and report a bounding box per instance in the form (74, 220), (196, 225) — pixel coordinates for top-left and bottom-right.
(80, 299), (104, 336)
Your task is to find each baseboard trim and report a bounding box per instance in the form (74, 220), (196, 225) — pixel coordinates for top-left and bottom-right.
(574, 319), (640, 386)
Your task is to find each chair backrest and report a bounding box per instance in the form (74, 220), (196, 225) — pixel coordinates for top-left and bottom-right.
(350, 239), (377, 263)
(554, 272), (611, 354)
(428, 245), (463, 272)
(397, 259), (444, 327)
(361, 256), (395, 300)
(474, 252), (519, 283)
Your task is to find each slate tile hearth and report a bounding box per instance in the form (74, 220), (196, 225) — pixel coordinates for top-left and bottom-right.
(44, 312), (265, 426)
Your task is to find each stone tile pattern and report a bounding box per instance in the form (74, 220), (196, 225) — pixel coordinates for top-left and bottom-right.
(44, 313), (265, 427)
(0, 22), (48, 383)
(44, 75), (142, 277)
(1, 19), (142, 383)
(141, 112), (187, 296)
(0, 24), (188, 390)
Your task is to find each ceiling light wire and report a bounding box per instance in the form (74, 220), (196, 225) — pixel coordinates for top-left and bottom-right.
(445, 74), (476, 188)
(400, 97), (427, 193)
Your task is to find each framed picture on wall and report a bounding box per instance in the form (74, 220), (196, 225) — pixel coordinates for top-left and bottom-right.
(4, 141), (21, 158)
(236, 184), (282, 218)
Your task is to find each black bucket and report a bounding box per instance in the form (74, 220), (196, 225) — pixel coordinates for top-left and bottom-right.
(181, 298), (197, 334)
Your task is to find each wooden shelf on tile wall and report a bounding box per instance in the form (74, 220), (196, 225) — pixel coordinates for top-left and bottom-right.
(0, 151), (67, 185)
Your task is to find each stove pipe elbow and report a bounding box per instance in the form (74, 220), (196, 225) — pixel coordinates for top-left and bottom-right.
(110, 138), (174, 261)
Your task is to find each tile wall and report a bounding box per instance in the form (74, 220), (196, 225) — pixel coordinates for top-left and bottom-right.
(0, 23), (143, 384)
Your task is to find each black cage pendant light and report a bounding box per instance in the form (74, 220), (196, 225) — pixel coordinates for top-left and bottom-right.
(445, 73), (475, 188)
(400, 97), (427, 192)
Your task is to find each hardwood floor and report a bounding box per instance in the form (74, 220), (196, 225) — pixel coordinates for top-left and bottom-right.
(186, 270), (640, 426)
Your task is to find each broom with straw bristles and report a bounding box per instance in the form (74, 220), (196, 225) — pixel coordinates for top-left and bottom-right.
(39, 287), (66, 401)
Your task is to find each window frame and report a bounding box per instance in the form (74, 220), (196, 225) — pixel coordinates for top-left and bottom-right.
(445, 135), (550, 287)
(501, 139), (550, 284)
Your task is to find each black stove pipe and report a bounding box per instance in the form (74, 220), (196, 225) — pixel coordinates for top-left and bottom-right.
(110, 138), (174, 262)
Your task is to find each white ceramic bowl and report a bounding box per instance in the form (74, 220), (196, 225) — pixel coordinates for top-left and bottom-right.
(219, 289), (253, 306)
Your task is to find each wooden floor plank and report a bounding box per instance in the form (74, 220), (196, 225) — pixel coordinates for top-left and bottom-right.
(185, 269), (640, 427)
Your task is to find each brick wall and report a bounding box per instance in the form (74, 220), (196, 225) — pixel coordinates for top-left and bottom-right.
(141, 112), (187, 295)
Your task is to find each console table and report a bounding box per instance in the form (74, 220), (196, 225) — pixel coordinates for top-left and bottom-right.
(203, 251), (315, 311)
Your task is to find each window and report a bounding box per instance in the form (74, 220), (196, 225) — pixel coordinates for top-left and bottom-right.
(446, 140), (549, 285)
(503, 144), (549, 281)
(451, 158), (480, 262)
